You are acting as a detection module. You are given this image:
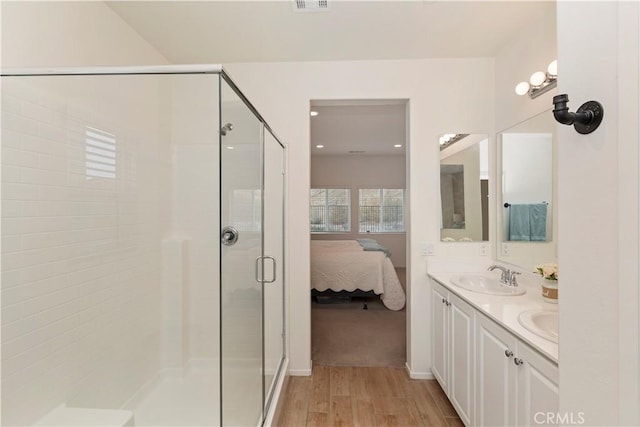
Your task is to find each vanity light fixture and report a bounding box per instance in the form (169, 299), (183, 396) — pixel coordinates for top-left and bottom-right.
(515, 59), (558, 99)
(439, 133), (469, 150)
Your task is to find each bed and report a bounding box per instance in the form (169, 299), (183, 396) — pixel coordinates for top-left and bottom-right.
(310, 240), (406, 311)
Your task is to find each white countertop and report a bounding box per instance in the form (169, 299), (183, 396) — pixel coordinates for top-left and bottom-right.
(428, 270), (559, 364)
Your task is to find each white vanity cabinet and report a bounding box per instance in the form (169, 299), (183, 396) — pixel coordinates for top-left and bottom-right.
(431, 280), (475, 426)
(431, 280), (449, 390)
(515, 340), (560, 426)
(475, 312), (518, 426)
(430, 276), (559, 427)
(475, 312), (559, 426)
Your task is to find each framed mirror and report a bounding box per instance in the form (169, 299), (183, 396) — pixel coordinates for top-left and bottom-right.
(498, 110), (557, 268)
(440, 134), (489, 242)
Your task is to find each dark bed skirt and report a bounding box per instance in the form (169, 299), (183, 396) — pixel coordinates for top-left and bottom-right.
(311, 289), (378, 304)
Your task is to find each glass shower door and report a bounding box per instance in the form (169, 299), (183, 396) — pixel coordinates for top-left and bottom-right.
(263, 129), (285, 413)
(220, 78), (264, 426)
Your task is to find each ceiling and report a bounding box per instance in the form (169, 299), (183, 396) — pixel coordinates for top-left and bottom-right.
(106, 1), (554, 64)
(310, 101), (407, 156)
(106, 0), (554, 156)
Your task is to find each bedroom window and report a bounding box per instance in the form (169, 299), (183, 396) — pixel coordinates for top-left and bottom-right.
(359, 188), (405, 233)
(310, 188), (350, 232)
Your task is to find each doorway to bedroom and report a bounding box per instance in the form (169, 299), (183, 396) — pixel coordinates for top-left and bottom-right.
(309, 99), (408, 367)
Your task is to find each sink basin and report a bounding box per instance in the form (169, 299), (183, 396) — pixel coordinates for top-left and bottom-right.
(450, 274), (526, 296)
(518, 309), (559, 343)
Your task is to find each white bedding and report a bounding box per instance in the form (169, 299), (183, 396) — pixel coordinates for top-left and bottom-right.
(310, 240), (406, 311)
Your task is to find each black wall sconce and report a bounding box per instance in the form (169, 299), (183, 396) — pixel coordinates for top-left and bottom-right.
(552, 94), (604, 134)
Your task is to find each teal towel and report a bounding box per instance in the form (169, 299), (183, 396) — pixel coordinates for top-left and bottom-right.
(356, 238), (391, 257)
(529, 203), (548, 241)
(509, 204), (531, 241)
(357, 238), (377, 244)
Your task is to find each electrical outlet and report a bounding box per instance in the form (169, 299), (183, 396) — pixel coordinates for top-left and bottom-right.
(501, 243), (509, 256)
(479, 242), (488, 256)
(421, 242), (435, 256)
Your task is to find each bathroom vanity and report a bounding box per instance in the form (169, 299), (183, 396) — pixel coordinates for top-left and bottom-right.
(429, 270), (559, 426)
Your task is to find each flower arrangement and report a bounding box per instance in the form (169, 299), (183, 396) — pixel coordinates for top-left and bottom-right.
(535, 263), (558, 281)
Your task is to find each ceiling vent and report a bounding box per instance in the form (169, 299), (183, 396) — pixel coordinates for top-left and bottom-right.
(293, 0), (330, 12)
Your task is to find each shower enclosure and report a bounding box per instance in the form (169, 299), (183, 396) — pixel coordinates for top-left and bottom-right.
(0, 65), (286, 427)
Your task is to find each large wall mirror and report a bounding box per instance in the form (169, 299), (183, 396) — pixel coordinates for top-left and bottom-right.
(498, 110), (557, 268)
(440, 134), (489, 242)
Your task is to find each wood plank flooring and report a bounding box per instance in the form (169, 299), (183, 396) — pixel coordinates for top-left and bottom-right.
(273, 365), (463, 427)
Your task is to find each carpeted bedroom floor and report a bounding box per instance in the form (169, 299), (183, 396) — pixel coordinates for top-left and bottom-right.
(311, 268), (407, 368)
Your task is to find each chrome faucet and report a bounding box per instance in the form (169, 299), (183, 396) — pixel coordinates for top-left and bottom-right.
(488, 265), (521, 286)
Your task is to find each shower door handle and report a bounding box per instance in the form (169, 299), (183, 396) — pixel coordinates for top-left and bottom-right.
(255, 256), (277, 284)
(263, 256), (277, 284)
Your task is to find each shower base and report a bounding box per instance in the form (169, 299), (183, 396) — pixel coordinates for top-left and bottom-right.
(126, 360), (219, 427)
(34, 406), (134, 427)
(126, 359), (262, 427)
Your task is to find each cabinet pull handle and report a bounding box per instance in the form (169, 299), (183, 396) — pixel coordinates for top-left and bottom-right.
(514, 357), (524, 366)
(505, 350), (513, 358)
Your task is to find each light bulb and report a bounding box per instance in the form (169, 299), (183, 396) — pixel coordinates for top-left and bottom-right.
(310, 111), (319, 117)
(394, 144), (402, 148)
(315, 144), (324, 148)
(515, 81), (530, 96)
(547, 60), (558, 76)
(530, 71), (547, 87)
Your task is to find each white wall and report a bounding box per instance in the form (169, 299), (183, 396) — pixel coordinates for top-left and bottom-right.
(494, 5), (558, 134)
(225, 58), (494, 376)
(1, 2), (171, 425)
(311, 154), (406, 267)
(558, 2), (639, 425)
(0, 2), (168, 68)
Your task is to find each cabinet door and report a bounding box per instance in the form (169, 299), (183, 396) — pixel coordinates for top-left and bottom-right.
(431, 280), (448, 390)
(516, 342), (559, 426)
(475, 313), (518, 427)
(449, 294), (475, 426)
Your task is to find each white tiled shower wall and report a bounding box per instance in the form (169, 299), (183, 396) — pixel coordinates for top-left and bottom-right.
(1, 75), (173, 426)
(169, 76), (220, 364)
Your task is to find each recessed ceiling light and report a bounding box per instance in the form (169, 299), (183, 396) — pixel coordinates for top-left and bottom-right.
(310, 111), (319, 117)
(394, 144), (403, 148)
(316, 144), (324, 148)
(226, 146), (235, 150)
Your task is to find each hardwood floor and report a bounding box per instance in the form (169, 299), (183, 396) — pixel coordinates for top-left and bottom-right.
(272, 365), (463, 427)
